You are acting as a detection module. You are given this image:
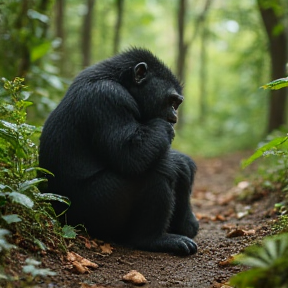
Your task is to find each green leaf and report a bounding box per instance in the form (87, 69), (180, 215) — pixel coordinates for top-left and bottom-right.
(35, 193), (70, 206)
(242, 136), (288, 168)
(31, 42), (51, 62)
(23, 258), (56, 277)
(62, 225), (77, 239)
(261, 77), (288, 90)
(2, 214), (22, 224)
(0, 184), (13, 192)
(18, 178), (48, 192)
(8, 192), (34, 209)
(25, 167), (54, 176)
(0, 121), (27, 158)
(33, 239), (47, 250)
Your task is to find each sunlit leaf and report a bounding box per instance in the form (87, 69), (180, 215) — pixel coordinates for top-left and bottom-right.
(2, 214), (22, 224)
(31, 42), (51, 62)
(19, 178), (47, 192)
(27, 9), (49, 23)
(261, 77), (288, 90)
(35, 193), (70, 206)
(242, 136), (288, 168)
(25, 167), (54, 176)
(9, 192), (34, 209)
(0, 184), (13, 192)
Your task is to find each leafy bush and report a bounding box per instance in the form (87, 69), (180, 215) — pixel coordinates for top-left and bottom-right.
(230, 234), (288, 288)
(230, 77), (288, 288)
(0, 77), (69, 253)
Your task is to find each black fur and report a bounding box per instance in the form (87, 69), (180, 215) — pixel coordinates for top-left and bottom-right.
(39, 48), (199, 255)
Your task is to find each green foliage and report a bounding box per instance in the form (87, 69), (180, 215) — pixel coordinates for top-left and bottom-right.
(230, 234), (288, 288)
(62, 225), (78, 239)
(0, 78), (69, 256)
(232, 76), (288, 288)
(22, 258), (56, 277)
(0, 229), (15, 254)
(242, 135), (288, 168)
(261, 77), (288, 90)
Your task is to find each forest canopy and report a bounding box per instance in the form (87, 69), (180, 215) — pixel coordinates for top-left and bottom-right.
(0, 0), (287, 156)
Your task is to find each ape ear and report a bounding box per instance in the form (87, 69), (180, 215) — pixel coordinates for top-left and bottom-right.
(134, 62), (148, 84)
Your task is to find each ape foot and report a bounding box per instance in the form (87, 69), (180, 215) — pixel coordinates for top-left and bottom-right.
(180, 213), (200, 239)
(137, 234), (197, 256)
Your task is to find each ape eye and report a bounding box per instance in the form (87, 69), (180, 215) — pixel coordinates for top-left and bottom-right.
(134, 62), (148, 84)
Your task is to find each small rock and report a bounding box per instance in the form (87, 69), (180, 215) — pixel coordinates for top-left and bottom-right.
(122, 270), (147, 285)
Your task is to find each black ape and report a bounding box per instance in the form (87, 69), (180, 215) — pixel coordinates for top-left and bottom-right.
(39, 48), (199, 255)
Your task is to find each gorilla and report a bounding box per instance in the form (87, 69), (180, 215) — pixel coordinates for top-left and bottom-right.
(39, 48), (199, 255)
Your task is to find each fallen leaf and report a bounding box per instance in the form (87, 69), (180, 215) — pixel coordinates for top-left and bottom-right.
(237, 211), (249, 219)
(226, 229), (245, 238)
(67, 252), (98, 274)
(221, 224), (236, 231)
(218, 255), (235, 266)
(212, 214), (226, 221)
(243, 229), (256, 235)
(122, 270), (147, 285)
(226, 228), (256, 238)
(80, 283), (106, 288)
(100, 243), (114, 254)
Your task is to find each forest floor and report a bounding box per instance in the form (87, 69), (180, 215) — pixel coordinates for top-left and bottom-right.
(2, 151), (283, 288)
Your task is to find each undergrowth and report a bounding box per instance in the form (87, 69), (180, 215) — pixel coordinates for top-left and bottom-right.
(230, 77), (288, 288)
(0, 78), (70, 283)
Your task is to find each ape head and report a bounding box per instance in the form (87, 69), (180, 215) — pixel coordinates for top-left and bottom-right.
(103, 48), (184, 124)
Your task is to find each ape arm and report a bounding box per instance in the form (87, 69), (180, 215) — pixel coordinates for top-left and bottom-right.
(79, 80), (174, 176)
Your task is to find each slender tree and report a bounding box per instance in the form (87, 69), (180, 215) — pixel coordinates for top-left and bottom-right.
(15, 0), (30, 77)
(81, 0), (96, 68)
(257, 0), (287, 132)
(55, 0), (65, 74)
(175, 0), (188, 131)
(175, 0), (212, 129)
(113, 0), (124, 54)
(199, 24), (208, 122)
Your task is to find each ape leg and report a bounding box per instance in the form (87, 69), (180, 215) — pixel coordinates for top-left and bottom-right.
(168, 151), (199, 239)
(125, 158), (197, 255)
(65, 171), (138, 242)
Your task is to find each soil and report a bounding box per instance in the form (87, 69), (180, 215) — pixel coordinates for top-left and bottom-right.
(2, 151), (282, 288)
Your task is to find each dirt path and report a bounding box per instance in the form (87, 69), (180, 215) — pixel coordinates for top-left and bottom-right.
(4, 152), (280, 288)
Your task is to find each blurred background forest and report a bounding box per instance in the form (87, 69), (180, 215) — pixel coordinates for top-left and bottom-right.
(1, 0), (288, 157)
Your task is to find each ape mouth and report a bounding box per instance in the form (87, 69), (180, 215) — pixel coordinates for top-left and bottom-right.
(167, 94), (184, 124)
(167, 105), (178, 123)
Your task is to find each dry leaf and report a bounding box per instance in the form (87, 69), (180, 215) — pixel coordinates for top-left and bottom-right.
(212, 214), (226, 221)
(226, 228), (255, 238)
(122, 270), (147, 285)
(67, 252), (98, 274)
(226, 229), (245, 238)
(218, 255), (235, 266)
(100, 243), (114, 254)
(73, 261), (87, 274)
(243, 229), (256, 235)
(221, 224), (236, 231)
(80, 283), (106, 288)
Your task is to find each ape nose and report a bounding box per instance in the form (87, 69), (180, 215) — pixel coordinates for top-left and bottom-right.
(170, 93), (184, 110)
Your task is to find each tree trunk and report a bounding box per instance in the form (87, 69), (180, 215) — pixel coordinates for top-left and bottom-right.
(199, 24), (208, 122)
(113, 0), (124, 54)
(257, 0), (287, 132)
(175, 0), (187, 131)
(81, 0), (96, 68)
(55, 0), (65, 74)
(15, 0), (30, 77)
(175, 0), (212, 130)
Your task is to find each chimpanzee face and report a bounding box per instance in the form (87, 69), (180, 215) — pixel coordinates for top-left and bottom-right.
(129, 61), (184, 124)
